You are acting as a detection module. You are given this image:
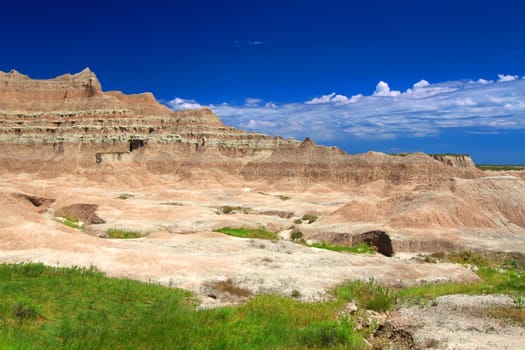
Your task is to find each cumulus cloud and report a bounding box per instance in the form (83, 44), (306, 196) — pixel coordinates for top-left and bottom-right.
(167, 97), (202, 110)
(497, 74), (519, 82)
(373, 81), (401, 97)
(167, 74), (525, 142)
(476, 78), (492, 85)
(305, 92), (362, 105)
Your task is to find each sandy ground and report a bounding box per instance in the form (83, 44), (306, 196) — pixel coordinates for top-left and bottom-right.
(1, 173), (481, 307)
(390, 294), (525, 349)
(1, 173), (524, 349)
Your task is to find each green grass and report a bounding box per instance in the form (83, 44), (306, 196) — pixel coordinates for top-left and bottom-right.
(214, 227), (279, 240)
(334, 279), (394, 312)
(1, 250), (523, 349)
(106, 228), (144, 239)
(59, 216), (84, 230)
(397, 251), (525, 307)
(0, 263), (367, 350)
(310, 242), (376, 255)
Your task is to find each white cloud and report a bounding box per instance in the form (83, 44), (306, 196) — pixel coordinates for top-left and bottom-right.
(476, 78), (492, 85)
(455, 97), (476, 106)
(373, 81), (401, 97)
(246, 40), (263, 46)
(497, 74), (519, 82)
(167, 74), (525, 143)
(413, 79), (430, 89)
(245, 98), (262, 106)
(167, 97), (202, 110)
(305, 93), (336, 104)
(305, 92), (363, 105)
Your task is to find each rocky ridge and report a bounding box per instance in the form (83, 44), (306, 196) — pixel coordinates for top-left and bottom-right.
(0, 69), (480, 184)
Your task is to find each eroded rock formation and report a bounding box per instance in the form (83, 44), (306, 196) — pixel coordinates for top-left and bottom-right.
(0, 69), (483, 184)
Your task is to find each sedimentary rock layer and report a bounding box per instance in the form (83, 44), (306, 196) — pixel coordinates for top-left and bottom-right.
(0, 69), (480, 184)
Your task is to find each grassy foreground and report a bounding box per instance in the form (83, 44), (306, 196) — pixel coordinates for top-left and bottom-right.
(0, 263), (369, 350)
(1, 251), (523, 349)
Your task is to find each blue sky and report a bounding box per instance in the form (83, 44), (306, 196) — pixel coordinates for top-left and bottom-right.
(1, 0), (524, 164)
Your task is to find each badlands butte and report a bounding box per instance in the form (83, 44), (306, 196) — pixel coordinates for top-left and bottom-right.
(1, 68), (525, 307)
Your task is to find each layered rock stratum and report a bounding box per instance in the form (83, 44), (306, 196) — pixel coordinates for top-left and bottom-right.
(1, 68), (481, 184)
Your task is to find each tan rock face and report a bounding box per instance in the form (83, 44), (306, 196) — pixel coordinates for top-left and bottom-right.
(0, 68), (483, 184)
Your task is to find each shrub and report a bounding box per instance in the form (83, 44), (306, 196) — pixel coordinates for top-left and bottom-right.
(290, 230), (304, 242)
(118, 193), (134, 200)
(293, 218), (303, 225)
(302, 214), (318, 224)
(216, 206), (251, 215)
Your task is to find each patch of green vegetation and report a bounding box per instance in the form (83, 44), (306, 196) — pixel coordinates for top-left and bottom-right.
(117, 193), (135, 200)
(106, 228), (144, 239)
(293, 218), (303, 225)
(302, 214), (318, 224)
(59, 215), (84, 230)
(398, 251), (525, 308)
(310, 242), (376, 255)
(214, 227), (279, 240)
(0, 263), (369, 349)
(290, 230), (304, 242)
(334, 279), (394, 312)
(277, 195), (291, 201)
(215, 206), (251, 215)
(477, 165), (525, 171)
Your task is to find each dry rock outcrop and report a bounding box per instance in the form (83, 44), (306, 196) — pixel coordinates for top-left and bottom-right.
(0, 69), (481, 184)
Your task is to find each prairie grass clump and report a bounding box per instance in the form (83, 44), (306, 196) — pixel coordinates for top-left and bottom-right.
(214, 227), (278, 240)
(334, 279), (394, 312)
(59, 215), (84, 230)
(106, 228), (144, 239)
(310, 241), (376, 254)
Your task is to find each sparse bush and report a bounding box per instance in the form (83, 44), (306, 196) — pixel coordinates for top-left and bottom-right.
(290, 230), (304, 242)
(293, 218), (303, 225)
(302, 214), (317, 224)
(118, 193), (134, 200)
(106, 228), (144, 239)
(277, 195), (291, 201)
(291, 289), (301, 298)
(216, 206), (250, 215)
